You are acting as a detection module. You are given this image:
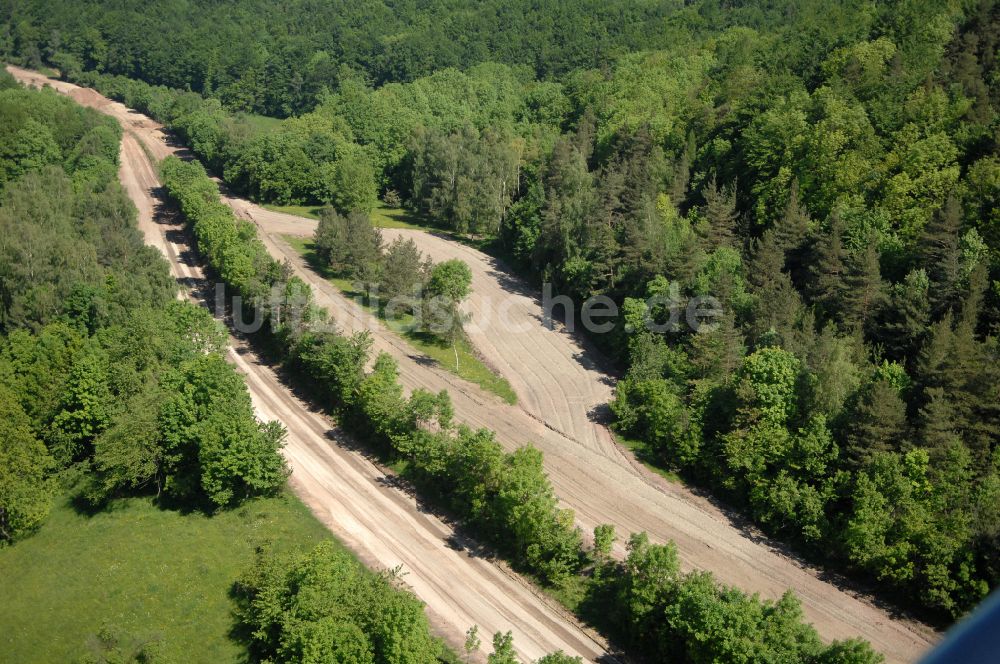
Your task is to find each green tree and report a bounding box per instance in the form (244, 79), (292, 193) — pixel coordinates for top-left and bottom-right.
(488, 632), (518, 664)
(381, 237), (429, 308)
(235, 542), (441, 663)
(734, 347), (801, 425)
(198, 414), (289, 507)
(0, 386), (54, 542)
(463, 626), (481, 664)
(357, 353), (406, 445)
(87, 385), (164, 503)
(697, 175), (738, 250)
(592, 523), (615, 560)
(534, 654), (581, 664)
(158, 354), (288, 507)
(424, 260), (473, 368)
(49, 345), (112, 464)
(329, 152), (377, 214)
(427, 259), (472, 304)
(0, 117), (60, 187)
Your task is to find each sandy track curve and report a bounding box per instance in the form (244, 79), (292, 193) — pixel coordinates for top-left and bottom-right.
(8, 65), (940, 662)
(11, 66), (608, 663)
(231, 207), (615, 454)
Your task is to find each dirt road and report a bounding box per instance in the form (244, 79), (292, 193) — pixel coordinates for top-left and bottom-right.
(11, 66), (608, 662)
(230, 207), (616, 454)
(9, 65), (939, 662)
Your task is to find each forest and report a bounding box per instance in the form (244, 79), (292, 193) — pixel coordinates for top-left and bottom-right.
(1, 0), (998, 655)
(0, 72), (292, 535)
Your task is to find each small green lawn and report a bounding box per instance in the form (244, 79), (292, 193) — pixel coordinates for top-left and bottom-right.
(264, 202), (440, 232)
(238, 112), (285, 134)
(612, 431), (684, 485)
(0, 489), (336, 664)
(284, 235), (518, 405)
(263, 203), (326, 220)
(368, 203), (439, 231)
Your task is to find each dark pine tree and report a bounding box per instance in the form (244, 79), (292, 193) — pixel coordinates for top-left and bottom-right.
(771, 180), (811, 283)
(807, 213), (849, 323)
(746, 229), (802, 345)
(920, 194), (963, 316)
(843, 239), (887, 338)
(879, 269), (931, 363)
(844, 378), (909, 469)
(698, 174), (738, 251)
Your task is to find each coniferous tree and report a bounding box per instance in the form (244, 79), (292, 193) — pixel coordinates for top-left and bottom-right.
(918, 387), (961, 459)
(571, 107), (597, 166)
(687, 307), (745, 383)
(920, 194), (963, 315)
(843, 240), (887, 336)
(698, 175), (738, 251)
(381, 237), (430, 306)
(314, 206), (349, 269)
(345, 210), (384, 289)
(917, 312), (956, 394)
(958, 263), (988, 333)
(808, 213), (849, 322)
(669, 130), (695, 204)
(844, 378), (909, 468)
(616, 126), (664, 219)
(880, 269), (931, 361)
(747, 230), (784, 293)
(964, 337), (1000, 467)
(747, 230), (802, 345)
(537, 137), (595, 288)
(948, 276), (1000, 465)
(771, 180), (811, 280)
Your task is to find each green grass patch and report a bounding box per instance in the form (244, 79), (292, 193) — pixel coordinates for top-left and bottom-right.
(265, 201), (441, 232)
(283, 235), (518, 405)
(0, 489), (337, 663)
(238, 112), (285, 134)
(612, 431), (684, 485)
(368, 203), (439, 231)
(263, 203), (325, 220)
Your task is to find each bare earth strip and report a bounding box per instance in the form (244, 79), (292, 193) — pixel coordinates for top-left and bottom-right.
(10, 66), (608, 663)
(7, 66), (939, 662)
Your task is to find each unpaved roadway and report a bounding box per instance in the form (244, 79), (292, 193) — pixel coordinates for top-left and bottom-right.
(238, 209), (616, 454)
(11, 66), (608, 663)
(9, 66), (939, 662)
